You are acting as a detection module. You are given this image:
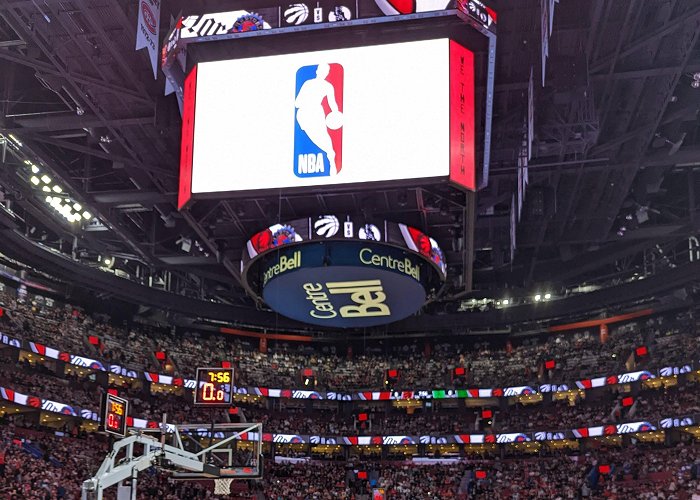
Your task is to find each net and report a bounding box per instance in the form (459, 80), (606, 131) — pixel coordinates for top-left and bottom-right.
(213, 478), (233, 495)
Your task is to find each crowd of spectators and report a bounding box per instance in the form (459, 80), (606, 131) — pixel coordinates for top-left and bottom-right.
(0, 417), (699, 499)
(0, 285), (698, 395)
(1, 352), (700, 440)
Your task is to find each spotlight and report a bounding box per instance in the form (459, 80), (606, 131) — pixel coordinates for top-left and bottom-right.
(31, 165), (40, 174)
(692, 80), (700, 89)
(30, 176), (40, 185)
(41, 174), (51, 184)
(82, 211), (92, 220)
(544, 293), (551, 300)
(502, 299), (509, 305)
(534, 294), (542, 301)
(52, 185), (62, 193)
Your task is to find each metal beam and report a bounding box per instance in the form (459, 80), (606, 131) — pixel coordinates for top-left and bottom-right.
(93, 190), (169, 206)
(0, 49), (152, 105)
(25, 135), (175, 177)
(590, 62), (700, 81)
(4, 114), (154, 133)
(590, 4), (700, 73)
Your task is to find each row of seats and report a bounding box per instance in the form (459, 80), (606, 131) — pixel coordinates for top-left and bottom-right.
(0, 357), (699, 438)
(0, 285), (697, 392)
(0, 422), (698, 499)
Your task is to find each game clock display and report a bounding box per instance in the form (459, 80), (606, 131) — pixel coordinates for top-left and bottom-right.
(194, 367), (234, 406)
(102, 393), (129, 437)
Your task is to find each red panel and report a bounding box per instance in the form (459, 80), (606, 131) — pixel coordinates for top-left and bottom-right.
(221, 361), (232, 368)
(387, 369), (398, 378)
(475, 470), (487, 479)
(303, 368), (314, 377)
(622, 396), (634, 407)
(107, 389), (118, 396)
(544, 359), (556, 370)
(454, 366), (466, 376)
(599, 465), (611, 474)
(449, 41), (475, 191)
(357, 471), (368, 480)
(481, 409), (493, 419)
(635, 345), (648, 357)
(155, 351), (166, 361)
(178, 65), (198, 210)
(228, 407), (239, 415)
(88, 335), (99, 346)
(358, 413), (368, 422)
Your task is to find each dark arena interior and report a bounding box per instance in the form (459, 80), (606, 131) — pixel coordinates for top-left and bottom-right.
(0, 0), (700, 498)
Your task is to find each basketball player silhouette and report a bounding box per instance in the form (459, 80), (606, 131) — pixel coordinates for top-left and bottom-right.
(295, 63), (342, 175)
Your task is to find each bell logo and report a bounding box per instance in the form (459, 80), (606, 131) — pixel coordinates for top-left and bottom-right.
(328, 280), (390, 318)
(304, 279), (391, 319)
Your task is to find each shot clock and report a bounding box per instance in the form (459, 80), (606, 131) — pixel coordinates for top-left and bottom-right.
(102, 393), (129, 437)
(194, 367), (234, 406)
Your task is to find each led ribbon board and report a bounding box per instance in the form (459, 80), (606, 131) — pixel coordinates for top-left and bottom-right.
(178, 38), (474, 207)
(242, 216), (445, 327)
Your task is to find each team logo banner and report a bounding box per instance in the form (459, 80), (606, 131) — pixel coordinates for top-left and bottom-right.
(136, 0), (161, 78)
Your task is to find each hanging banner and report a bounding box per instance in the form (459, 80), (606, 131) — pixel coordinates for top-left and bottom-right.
(136, 0), (161, 79)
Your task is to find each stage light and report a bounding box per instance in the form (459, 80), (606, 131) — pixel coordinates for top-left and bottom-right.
(544, 293), (551, 300)
(692, 80), (700, 89)
(31, 165), (40, 174)
(103, 258), (112, 265)
(534, 294), (541, 301)
(42, 186), (50, 192)
(30, 176), (40, 185)
(52, 185), (62, 193)
(502, 299), (509, 305)
(45, 196), (52, 203)
(82, 211), (92, 220)
(41, 174), (51, 184)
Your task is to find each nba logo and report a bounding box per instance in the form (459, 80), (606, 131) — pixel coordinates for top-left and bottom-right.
(294, 63), (343, 178)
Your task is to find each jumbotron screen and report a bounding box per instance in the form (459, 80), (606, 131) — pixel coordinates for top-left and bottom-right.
(179, 38), (473, 205)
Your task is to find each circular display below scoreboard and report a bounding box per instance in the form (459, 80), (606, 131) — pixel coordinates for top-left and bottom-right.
(244, 238), (444, 328)
(263, 265), (427, 328)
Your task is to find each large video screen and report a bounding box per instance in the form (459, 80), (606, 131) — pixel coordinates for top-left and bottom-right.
(179, 38), (473, 206)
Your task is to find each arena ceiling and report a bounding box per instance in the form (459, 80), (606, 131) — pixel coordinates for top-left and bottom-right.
(0, 0), (699, 318)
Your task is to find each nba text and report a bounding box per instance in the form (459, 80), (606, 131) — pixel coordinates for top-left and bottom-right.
(297, 153), (326, 174)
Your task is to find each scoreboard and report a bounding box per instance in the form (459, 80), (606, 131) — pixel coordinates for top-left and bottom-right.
(194, 367), (234, 406)
(102, 393), (129, 437)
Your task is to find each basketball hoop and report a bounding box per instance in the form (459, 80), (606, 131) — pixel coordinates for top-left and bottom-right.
(213, 478), (233, 495)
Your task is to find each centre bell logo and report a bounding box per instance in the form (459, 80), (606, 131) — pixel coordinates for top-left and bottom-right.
(294, 63), (344, 178)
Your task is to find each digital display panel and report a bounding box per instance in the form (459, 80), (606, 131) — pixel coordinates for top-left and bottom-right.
(103, 393), (129, 437)
(180, 38), (474, 205)
(194, 367), (234, 406)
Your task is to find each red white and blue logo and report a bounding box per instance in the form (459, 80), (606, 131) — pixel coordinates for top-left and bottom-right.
(294, 63), (344, 178)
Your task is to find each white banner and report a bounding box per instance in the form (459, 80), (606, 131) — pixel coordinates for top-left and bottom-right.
(136, 0), (161, 79)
